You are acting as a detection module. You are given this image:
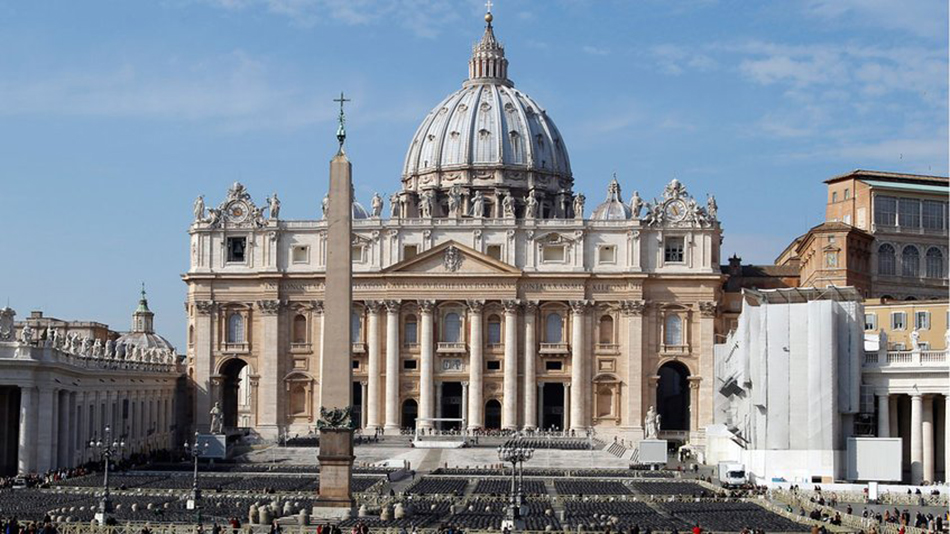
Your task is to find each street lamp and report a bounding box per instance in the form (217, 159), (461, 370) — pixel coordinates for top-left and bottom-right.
(184, 431), (209, 513)
(497, 437), (534, 529)
(88, 425), (125, 525)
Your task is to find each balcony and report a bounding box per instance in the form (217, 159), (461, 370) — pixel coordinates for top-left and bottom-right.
(661, 344), (690, 355)
(437, 342), (467, 354)
(539, 342), (570, 356)
(221, 342), (249, 353)
(351, 342), (367, 354)
(595, 343), (620, 354)
(290, 342), (311, 353)
(864, 349), (947, 367)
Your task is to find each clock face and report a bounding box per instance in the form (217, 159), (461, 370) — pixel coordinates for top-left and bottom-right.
(664, 199), (687, 222)
(227, 201), (250, 223)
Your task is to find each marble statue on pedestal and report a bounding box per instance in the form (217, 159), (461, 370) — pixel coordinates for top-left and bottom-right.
(706, 194), (718, 222)
(389, 193), (400, 219)
(471, 190), (485, 218)
(193, 195), (205, 222)
(644, 405), (661, 439)
(19, 324), (33, 344)
(268, 193), (281, 220)
(630, 191), (643, 219)
(525, 193), (538, 219)
(573, 194), (585, 220)
(210, 401), (223, 433)
(371, 193), (383, 218)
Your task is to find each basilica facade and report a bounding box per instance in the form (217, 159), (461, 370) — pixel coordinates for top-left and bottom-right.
(184, 13), (724, 442)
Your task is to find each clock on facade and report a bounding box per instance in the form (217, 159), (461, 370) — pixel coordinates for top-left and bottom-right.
(664, 199), (687, 222)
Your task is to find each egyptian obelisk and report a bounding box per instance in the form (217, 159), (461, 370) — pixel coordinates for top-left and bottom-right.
(314, 92), (356, 518)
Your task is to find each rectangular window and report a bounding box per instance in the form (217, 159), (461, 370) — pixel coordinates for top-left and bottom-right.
(542, 245), (565, 263)
(352, 360), (360, 370)
(292, 245), (309, 264)
(844, 188), (850, 200)
(404, 320), (418, 345)
(832, 191), (838, 203)
(545, 360), (563, 371)
(598, 245), (616, 264)
(922, 201), (947, 230)
(486, 360), (501, 371)
(898, 198), (921, 228)
(891, 342), (907, 351)
(864, 313), (877, 331)
(226, 237), (247, 263)
(403, 359), (418, 370)
(890, 311), (906, 330)
(403, 245), (418, 260)
(874, 195), (897, 226)
(915, 311), (930, 330)
(664, 237), (685, 263)
(486, 245), (502, 261)
(352, 245), (365, 263)
(487, 321), (501, 345)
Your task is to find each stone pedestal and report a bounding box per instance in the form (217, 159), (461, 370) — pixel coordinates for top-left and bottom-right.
(313, 428), (355, 518)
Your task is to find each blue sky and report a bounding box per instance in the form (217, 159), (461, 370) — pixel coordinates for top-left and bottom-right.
(0, 0), (946, 347)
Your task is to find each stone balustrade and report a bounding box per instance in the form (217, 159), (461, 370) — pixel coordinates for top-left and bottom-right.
(0, 341), (180, 374)
(863, 349), (947, 367)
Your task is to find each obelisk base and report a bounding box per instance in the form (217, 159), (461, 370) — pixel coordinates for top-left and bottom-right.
(312, 428), (355, 521)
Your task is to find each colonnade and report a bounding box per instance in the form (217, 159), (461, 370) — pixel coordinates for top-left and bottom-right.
(365, 299), (594, 433)
(876, 392), (949, 484)
(10, 383), (178, 475)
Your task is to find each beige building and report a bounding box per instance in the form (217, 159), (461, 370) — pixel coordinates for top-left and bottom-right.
(779, 170), (948, 299)
(0, 292), (184, 476)
(183, 13), (724, 443)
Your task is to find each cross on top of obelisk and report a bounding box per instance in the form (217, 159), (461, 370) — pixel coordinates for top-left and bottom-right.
(334, 91), (351, 152)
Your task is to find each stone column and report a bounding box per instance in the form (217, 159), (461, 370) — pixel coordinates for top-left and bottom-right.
(889, 396), (899, 439)
(418, 300), (436, 430)
(563, 383), (571, 432)
(877, 394), (890, 437)
(461, 382), (469, 430)
(621, 300), (646, 437)
(569, 300), (588, 431)
(366, 301), (382, 432)
(49, 389), (60, 472)
(502, 300), (520, 430)
(66, 392), (77, 468)
(466, 300), (485, 431)
(36, 386), (55, 473)
(922, 395), (934, 483)
(698, 301), (717, 429)
(911, 394), (923, 484)
(18, 386), (36, 475)
(384, 301), (401, 434)
(360, 381), (368, 429)
(688, 378), (702, 432)
(522, 302), (538, 430)
(435, 382), (443, 427)
(945, 394), (950, 485)
(257, 299), (282, 438)
(58, 390), (70, 468)
(193, 301), (215, 431)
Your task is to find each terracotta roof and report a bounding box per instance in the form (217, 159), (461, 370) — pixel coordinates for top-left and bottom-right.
(824, 169), (948, 185)
(720, 264), (800, 277)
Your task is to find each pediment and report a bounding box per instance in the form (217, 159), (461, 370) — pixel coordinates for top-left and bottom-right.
(384, 241), (520, 275)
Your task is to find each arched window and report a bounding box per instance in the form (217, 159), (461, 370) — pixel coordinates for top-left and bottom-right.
(598, 316), (614, 344)
(293, 314), (307, 344)
(665, 315), (683, 346)
(925, 247), (944, 278)
(878, 244), (896, 276)
(545, 313), (563, 343)
(188, 325), (194, 345)
(404, 314), (418, 345)
(487, 314), (502, 345)
(351, 311), (362, 343)
(226, 313), (244, 343)
(443, 312), (461, 343)
(902, 246), (920, 278)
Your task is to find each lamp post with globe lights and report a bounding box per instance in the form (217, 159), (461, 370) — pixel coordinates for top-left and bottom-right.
(497, 436), (534, 529)
(88, 425), (125, 525)
(184, 431), (210, 516)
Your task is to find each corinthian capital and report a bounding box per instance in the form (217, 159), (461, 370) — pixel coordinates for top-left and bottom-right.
(502, 299), (522, 313)
(364, 300), (382, 314)
(698, 301), (718, 317)
(384, 300), (402, 314)
(194, 300), (215, 316)
(620, 300), (647, 316)
(569, 300), (591, 315)
(466, 299), (485, 314)
(256, 299), (282, 315)
(417, 299), (436, 314)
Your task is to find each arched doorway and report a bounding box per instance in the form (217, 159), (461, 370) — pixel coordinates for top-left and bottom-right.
(657, 361), (690, 430)
(485, 399), (502, 430)
(401, 399), (418, 430)
(220, 358), (249, 429)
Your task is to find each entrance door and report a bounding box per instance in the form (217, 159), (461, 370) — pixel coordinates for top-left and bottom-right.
(440, 382), (463, 430)
(0, 387), (20, 476)
(351, 382), (363, 430)
(542, 383), (565, 431)
(485, 399), (502, 430)
(401, 399), (418, 430)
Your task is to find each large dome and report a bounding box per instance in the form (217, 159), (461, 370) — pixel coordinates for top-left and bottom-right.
(398, 12), (576, 220)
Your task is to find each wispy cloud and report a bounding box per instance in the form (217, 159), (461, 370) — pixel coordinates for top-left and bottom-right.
(650, 44), (717, 75)
(582, 45), (610, 56)
(200, 0), (471, 38)
(803, 0), (948, 40)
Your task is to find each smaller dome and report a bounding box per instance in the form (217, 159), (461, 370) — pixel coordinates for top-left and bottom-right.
(592, 178), (632, 220)
(352, 201), (370, 220)
(115, 331), (175, 351)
